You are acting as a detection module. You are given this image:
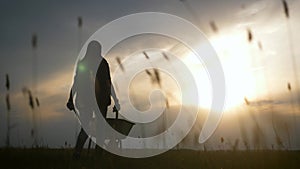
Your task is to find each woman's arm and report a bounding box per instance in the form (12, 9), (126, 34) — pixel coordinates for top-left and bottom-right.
(111, 83), (120, 111)
(66, 89), (75, 111)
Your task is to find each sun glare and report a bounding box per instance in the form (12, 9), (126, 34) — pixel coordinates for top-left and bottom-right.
(182, 32), (259, 112)
(212, 33), (258, 110)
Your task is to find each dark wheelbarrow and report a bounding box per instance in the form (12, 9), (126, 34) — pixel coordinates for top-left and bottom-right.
(104, 106), (135, 148)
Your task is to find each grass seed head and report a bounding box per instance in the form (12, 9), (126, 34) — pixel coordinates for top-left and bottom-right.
(5, 74), (10, 90)
(32, 33), (37, 49)
(209, 20), (219, 33)
(247, 29), (253, 43)
(282, 0), (289, 18)
(143, 51), (150, 59)
(78, 16), (83, 28)
(287, 82), (291, 91)
(162, 52), (169, 61)
(116, 57), (125, 72)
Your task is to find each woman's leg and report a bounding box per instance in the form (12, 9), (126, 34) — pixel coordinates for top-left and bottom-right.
(73, 128), (88, 159)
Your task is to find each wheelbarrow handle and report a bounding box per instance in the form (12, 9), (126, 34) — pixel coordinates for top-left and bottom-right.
(113, 106), (119, 119)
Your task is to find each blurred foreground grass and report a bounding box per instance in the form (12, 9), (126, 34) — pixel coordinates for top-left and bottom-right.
(1, 148), (300, 169)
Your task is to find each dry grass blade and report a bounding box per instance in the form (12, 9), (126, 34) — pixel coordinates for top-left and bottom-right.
(32, 33), (37, 49)
(145, 69), (155, 84)
(116, 57), (125, 72)
(209, 20), (218, 33)
(244, 97), (250, 105)
(143, 51), (150, 59)
(247, 28), (253, 43)
(162, 52), (169, 61)
(5, 74), (10, 90)
(35, 97), (40, 107)
(78, 16), (83, 28)
(28, 90), (35, 110)
(22, 87), (35, 109)
(287, 82), (291, 91)
(282, 0), (289, 18)
(145, 69), (152, 76)
(6, 93), (10, 147)
(153, 68), (161, 87)
(6, 94), (11, 111)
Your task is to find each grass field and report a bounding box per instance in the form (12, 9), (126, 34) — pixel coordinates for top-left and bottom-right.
(1, 148), (299, 169)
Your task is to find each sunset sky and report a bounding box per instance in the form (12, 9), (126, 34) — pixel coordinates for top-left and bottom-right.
(0, 0), (299, 149)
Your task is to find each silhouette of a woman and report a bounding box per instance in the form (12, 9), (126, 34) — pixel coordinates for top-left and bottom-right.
(67, 40), (120, 159)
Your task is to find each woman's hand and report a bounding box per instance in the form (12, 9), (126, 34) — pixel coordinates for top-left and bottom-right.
(114, 101), (120, 111)
(66, 100), (75, 111)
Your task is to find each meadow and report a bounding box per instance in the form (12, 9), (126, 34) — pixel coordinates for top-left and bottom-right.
(1, 148), (299, 169)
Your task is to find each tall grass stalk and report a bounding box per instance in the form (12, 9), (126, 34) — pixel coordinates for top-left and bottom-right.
(282, 0), (299, 148)
(74, 16), (83, 143)
(5, 74), (10, 147)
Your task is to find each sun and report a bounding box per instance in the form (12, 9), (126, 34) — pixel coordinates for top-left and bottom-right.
(182, 31), (259, 112)
(210, 32), (259, 110)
